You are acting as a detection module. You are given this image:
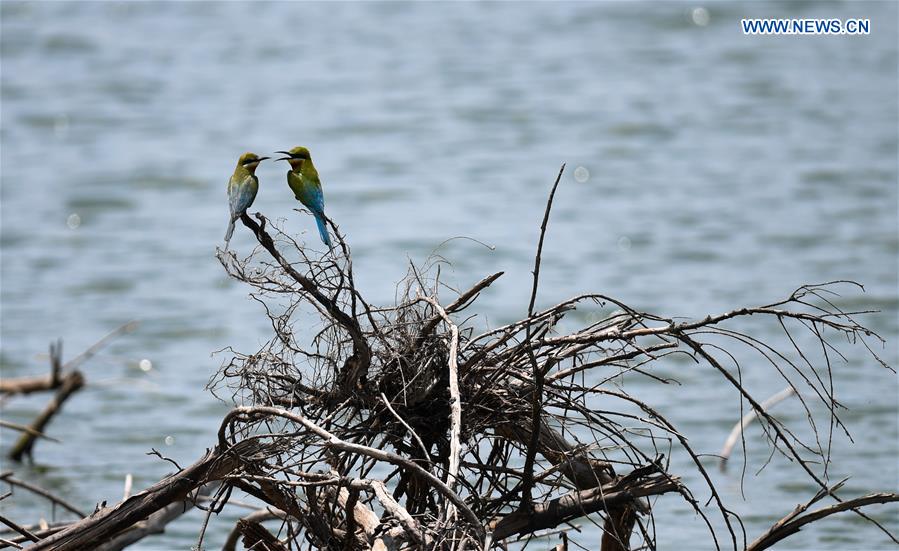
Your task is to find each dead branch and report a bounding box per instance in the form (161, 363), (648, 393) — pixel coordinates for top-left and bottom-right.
(0, 515), (38, 544)
(490, 471), (680, 540)
(218, 405), (484, 537)
(521, 164), (565, 509)
(92, 483), (218, 551)
(197, 169), (895, 550)
(0, 342), (63, 396)
(235, 212), (371, 395)
(0, 376), (59, 396)
(222, 509), (289, 551)
(238, 518), (288, 551)
(4, 324), (137, 463)
(747, 491), (899, 551)
(0, 323), (136, 396)
(0, 525), (70, 550)
(30, 166), (895, 550)
(0, 473), (86, 518)
(0, 422), (58, 444)
(9, 371), (84, 461)
(27, 439), (268, 550)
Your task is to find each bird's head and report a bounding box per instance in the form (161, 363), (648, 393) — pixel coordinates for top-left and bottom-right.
(237, 152), (269, 174)
(275, 146), (311, 171)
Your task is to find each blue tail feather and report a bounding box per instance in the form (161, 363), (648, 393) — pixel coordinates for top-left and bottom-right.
(314, 212), (332, 248)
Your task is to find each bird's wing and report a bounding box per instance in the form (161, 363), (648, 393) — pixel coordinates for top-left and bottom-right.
(287, 170), (305, 204)
(289, 172), (326, 215)
(229, 175), (257, 217)
(227, 174), (241, 212)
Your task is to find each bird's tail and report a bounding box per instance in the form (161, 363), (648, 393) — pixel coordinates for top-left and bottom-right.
(224, 217), (236, 249)
(314, 212), (332, 249)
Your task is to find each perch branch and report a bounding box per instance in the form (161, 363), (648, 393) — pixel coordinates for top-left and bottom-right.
(238, 213), (371, 394)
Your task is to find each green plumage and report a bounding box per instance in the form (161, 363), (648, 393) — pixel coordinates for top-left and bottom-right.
(279, 146), (331, 248)
(287, 161), (323, 212)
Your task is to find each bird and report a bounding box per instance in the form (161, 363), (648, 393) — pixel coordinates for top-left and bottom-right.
(224, 152), (268, 249)
(275, 146), (332, 248)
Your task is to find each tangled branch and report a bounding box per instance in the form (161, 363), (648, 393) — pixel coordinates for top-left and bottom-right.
(12, 166), (893, 550)
(199, 166), (895, 550)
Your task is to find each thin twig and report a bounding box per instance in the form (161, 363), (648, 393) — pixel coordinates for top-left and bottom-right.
(0, 474), (86, 518)
(521, 163), (565, 507)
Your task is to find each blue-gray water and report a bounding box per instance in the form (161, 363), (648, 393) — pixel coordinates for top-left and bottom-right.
(1, 2), (896, 549)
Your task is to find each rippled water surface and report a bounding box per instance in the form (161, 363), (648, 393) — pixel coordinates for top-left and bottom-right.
(1, 2), (897, 549)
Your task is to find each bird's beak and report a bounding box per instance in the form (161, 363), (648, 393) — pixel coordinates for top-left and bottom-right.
(257, 156), (271, 162)
(275, 151), (292, 156)
(275, 157), (291, 162)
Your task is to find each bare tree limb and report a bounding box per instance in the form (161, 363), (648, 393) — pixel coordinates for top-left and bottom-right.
(747, 492), (899, 551)
(9, 371), (84, 461)
(27, 439), (267, 551)
(0, 473), (86, 518)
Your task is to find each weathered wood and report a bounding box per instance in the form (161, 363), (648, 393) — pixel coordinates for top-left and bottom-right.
(746, 492), (899, 551)
(491, 475), (679, 541)
(0, 376), (58, 396)
(26, 439), (265, 551)
(0, 514), (38, 544)
(92, 484), (218, 551)
(600, 504), (637, 551)
(222, 509), (288, 551)
(9, 371), (84, 461)
(2, 323), (136, 397)
(238, 518), (288, 551)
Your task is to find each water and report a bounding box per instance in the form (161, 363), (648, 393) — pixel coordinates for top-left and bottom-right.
(1, 1), (897, 549)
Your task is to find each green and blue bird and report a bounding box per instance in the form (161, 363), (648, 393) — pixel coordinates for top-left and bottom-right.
(276, 146), (332, 248)
(224, 152), (268, 248)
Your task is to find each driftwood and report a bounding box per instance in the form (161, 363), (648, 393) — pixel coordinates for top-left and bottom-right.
(205, 166), (897, 549)
(3, 323), (137, 461)
(92, 483), (218, 551)
(0, 341), (64, 396)
(0, 376), (61, 396)
(8, 372), (84, 462)
(2, 168), (897, 549)
(746, 480), (899, 551)
(1, 323), (136, 397)
(0, 515), (38, 545)
(25, 439), (266, 550)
